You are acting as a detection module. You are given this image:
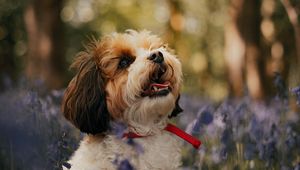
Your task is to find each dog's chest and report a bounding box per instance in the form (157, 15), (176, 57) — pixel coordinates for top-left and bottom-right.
(67, 132), (182, 170)
(132, 132), (182, 169)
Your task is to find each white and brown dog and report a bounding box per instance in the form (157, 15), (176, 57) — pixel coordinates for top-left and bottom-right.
(62, 30), (200, 170)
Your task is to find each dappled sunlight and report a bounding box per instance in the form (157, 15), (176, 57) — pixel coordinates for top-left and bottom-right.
(190, 52), (208, 74)
(261, 18), (275, 41)
(57, 0), (229, 98)
(266, 41), (285, 75)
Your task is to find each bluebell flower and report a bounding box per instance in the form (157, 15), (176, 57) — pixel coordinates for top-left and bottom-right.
(259, 139), (277, 166)
(126, 138), (144, 154)
(191, 117), (201, 134)
(221, 129), (233, 146)
(291, 86), (300, 106)
(199, 111), (213, 125)
(111, 121), (127, 139)
(219, 146), (228, 160)
(249, 117), (263, 142)
(244, 143), (256, 160)
(285, 134), (296, 150)
(117, 159), (134, 170)
(273, 72), (288, 100)
(190, 108), (214, 136)
(294, 163), (300, 170)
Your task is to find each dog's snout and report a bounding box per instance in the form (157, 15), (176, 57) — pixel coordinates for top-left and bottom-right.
(148, 51), (164, 63)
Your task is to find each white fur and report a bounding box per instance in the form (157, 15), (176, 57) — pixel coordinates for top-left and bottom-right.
(64, 127), (182, 170)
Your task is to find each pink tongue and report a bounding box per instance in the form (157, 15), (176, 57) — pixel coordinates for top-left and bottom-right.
(150, 82), (170, 88)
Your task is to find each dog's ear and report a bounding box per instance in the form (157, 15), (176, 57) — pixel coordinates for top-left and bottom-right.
(169, 94), (183, 118)
(62, 52), (110, 135)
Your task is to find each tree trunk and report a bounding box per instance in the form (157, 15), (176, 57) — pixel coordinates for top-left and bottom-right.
(225, 0), (267, 100)
(224, 0), (245, 98)
(281, 0), (300, 85)
(24, 0), (66, 89)
(239, 0), (266, 100)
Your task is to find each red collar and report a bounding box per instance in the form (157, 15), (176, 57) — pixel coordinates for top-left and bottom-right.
(123, 123), (201, 149)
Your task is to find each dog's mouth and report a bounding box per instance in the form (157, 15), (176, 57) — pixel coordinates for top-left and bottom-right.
(141, 65), (172, 97)
(142, 81), (171, 97)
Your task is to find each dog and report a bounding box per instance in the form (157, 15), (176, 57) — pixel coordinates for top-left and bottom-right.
(62, 30), (199, 170)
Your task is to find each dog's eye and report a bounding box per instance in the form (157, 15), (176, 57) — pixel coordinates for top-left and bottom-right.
(118, 56), (134, 69)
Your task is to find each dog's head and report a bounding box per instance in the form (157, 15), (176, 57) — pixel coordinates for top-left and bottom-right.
(62, 30), (183, 135)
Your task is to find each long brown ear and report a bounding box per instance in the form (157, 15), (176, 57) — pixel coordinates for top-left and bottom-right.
(169, 94), (183, 118)
(62, 52), (110, 135)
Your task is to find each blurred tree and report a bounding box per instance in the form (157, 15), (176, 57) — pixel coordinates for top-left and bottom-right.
(0, 0), (26, 90)
(1, 0), (298, 99)
(24, 0), (67, 89)
(224, 0), (245, 98)
(281, 0), (300, 87)
(281, 0), (300, 63)
(241, 0), (269, 100)
(225, 0), (270, 100)
(225, 0), (300, 100)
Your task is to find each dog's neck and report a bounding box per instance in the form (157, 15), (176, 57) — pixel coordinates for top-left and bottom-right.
(127, 118), (168, 136)
(123, 96), (175, 136)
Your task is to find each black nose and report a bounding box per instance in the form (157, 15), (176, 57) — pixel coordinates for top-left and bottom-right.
(148, 51), (164, 63)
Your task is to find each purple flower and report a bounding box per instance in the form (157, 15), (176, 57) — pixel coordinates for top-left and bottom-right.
(259, 139), (278, 166)
(189, 108), (214, 136)
(291, 86), (300, 106)
(244, 143), (256, 160)
(249, 117), (263, 142)
(117, 159), (134, 170)
(111, 121), (127, 139)
(294, 163), (300, 170)
(199, 111), (213, 125)
(126, 138), (144, 154)
(219, 146), (228, 160)
(273, 72), (288, 100)
(285, 134), (296, 150)
(221, 128), (234, 148)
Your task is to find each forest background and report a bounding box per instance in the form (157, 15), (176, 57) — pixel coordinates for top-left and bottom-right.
(0, 0), (300, 169)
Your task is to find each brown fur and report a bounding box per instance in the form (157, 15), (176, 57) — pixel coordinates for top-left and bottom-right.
(62, 30), (182, 135)
(62, 49), (110, 134)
